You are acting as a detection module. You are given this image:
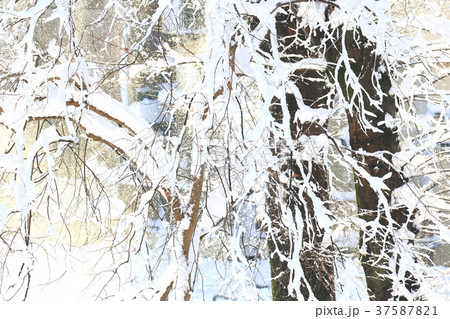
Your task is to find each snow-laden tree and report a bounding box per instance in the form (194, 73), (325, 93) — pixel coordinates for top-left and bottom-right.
(0, 0), (204, 300)
(208, 0), (450, 300)
(0, 0), (449, 301)
(323, 0), (450, 300)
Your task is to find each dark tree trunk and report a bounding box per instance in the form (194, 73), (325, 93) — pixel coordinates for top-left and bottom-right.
(265, 6), (335, 301)
(325, 27), (419, 300)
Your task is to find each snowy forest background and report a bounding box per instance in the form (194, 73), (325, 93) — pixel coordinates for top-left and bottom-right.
(0, 0), (449, 301)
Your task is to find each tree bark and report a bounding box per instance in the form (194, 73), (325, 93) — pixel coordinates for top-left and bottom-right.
(265, 6), (335, 301)
(325, 27), (419, 300)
